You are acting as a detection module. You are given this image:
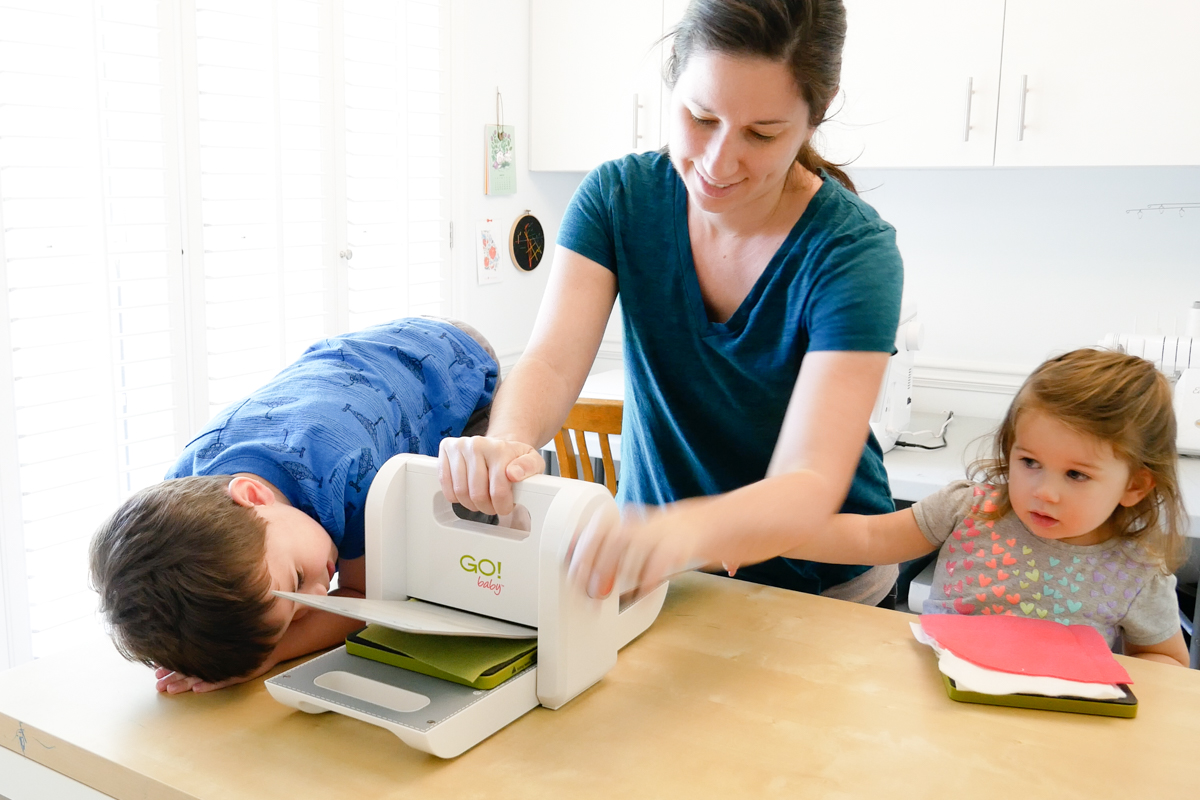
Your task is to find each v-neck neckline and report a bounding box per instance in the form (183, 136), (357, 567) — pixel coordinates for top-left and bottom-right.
(672, 170), (831, 339)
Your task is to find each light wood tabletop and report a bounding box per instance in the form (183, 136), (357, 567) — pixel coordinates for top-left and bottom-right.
(2, 572), (1199, 800)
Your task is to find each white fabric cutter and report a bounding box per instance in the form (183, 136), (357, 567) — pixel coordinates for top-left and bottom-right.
(265, 453), (668, 757)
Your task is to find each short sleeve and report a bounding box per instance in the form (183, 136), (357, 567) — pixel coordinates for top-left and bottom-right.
(911, 481), (981, 548)
(1119, 571), (1180, 646)
(804, 216), (903, 355)
(557, 163), (618, 273)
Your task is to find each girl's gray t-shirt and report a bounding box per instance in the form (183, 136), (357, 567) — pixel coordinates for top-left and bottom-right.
(913, 480), (1179, 647)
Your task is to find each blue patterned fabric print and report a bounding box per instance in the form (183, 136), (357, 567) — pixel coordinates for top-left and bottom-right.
(166, 318), (498, 559)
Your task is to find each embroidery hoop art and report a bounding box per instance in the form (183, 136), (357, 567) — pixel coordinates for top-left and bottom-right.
(509, 211), (545, 272)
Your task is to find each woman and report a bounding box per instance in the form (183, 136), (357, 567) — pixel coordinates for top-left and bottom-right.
(440, 0), (903, 605)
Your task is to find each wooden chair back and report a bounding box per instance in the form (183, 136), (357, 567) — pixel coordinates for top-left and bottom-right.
(552, 398), (622, 496)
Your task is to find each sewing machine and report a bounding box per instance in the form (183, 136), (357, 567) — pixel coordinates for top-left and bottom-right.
(870, 303), (923, 453)
(265, 454), (667, 758)
(1100, 321), (1200, 457)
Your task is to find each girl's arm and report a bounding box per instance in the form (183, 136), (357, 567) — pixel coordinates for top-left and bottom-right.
(778, 507), (938, 567)
(1124, 630), (1189, 668)
(568, 350), (919, 598)
(438, 247), (617, 517)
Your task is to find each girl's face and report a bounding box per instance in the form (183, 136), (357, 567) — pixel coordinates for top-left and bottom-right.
(1006, 410), (1152, 546)
(668, 50), (814, 215)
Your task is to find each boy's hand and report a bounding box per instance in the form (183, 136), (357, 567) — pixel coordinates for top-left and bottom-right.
(154, 660), (273, 694)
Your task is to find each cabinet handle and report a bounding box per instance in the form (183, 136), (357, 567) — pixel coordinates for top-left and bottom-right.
(1017, 74), (1028, 142)
(632, 93), (643, 150)
(963, 77), (973, 142)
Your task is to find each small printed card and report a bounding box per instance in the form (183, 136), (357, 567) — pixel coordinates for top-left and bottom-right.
(476, 218), (504, 284)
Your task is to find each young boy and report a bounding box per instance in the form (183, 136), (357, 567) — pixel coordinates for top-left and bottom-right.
(89, 316), (499, 693)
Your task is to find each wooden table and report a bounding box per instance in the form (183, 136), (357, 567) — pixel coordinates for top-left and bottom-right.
(3, 572), (1199, 799)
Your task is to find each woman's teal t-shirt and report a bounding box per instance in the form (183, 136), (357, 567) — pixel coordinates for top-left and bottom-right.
(557, 152), (903, 595)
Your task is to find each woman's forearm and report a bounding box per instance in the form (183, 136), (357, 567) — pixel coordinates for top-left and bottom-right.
(672, 471), (932, 571)
(670, 470), (849, 570)
(486, 352), (587, 448)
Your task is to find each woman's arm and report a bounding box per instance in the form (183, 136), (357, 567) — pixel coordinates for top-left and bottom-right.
(568, 350), (899, 598)
(439, 246), (617, 516)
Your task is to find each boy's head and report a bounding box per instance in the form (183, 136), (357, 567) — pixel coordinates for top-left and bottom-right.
(90, 474), (331, 683)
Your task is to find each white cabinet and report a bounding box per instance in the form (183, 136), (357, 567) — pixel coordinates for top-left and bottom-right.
(820, 0), (1005, 168)
(993, 0), (1200, 166)
(530, 0), (687, 172)
(822, 0), (1200, 167)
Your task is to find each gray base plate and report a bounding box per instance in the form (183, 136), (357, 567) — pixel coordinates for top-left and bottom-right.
(267, 646), (536, 733)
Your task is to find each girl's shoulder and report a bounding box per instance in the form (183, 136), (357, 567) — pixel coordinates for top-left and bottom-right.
(920, 480), (1001, 513)
(1113, 537), (1172, 572)
(913, 481), (1006, 538)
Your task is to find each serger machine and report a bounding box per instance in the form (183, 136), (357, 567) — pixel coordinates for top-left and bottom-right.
(1101, 301), (1200, 456)
(265, 454), (668, 758)
(870, 303), (923, 453)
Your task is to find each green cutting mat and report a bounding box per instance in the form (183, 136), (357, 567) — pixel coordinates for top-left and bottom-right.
(942, 675), (1137, 718)
(346, 625), (537, 690)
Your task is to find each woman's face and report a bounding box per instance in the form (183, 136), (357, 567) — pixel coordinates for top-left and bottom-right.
(668, 50), (815, 215)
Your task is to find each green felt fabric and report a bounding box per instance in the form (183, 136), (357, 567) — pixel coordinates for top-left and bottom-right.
(355, 625), (537, 683)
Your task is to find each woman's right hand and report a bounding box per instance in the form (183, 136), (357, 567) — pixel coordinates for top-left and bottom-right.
(438, 436), (546, 516)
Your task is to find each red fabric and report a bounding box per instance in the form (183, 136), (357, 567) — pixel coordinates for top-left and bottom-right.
(920, 614), (1132, 685)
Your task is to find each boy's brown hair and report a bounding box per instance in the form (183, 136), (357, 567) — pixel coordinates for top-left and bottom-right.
(89, 475), (282, 683)
(972, 348), (1188, 572)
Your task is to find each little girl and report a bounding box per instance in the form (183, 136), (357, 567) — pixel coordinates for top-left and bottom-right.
(784, 348), (1190, 667)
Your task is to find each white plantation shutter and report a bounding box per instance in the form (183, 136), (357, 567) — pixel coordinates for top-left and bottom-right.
(0, 0), (450, 669)
(190, 0), (336, 416)
(0, 0), (174, 664)
(343, 0), (450, 329)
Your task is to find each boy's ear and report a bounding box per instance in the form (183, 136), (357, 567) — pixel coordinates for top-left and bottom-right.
(227, 476), (276, 508)
(1119, 468), (1155, 508)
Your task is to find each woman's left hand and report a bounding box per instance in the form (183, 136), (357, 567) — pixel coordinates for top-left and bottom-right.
(566, 499), (724, 600)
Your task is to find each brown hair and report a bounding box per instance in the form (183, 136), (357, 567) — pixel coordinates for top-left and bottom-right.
(89, 476), (281, 683)
(663, 0), (855, 192)
(972, 348), (1188, 572)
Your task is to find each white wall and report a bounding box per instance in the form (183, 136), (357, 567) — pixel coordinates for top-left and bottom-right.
(449, 0), (612, 375)
(850, 166), (1200, 416)
(448, 2), (1200, 406)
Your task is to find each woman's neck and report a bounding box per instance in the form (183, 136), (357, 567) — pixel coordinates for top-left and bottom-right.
(691, 162), (818, 241)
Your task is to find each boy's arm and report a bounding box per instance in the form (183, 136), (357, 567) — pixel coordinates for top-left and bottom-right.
(228, 556), (370, 683)
(779, 507), (937, 566)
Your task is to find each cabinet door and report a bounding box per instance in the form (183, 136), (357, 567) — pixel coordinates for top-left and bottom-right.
(994, 0), (1200, 166)
(530, 0), (665, 172)
(819, 0), (1005, 167)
